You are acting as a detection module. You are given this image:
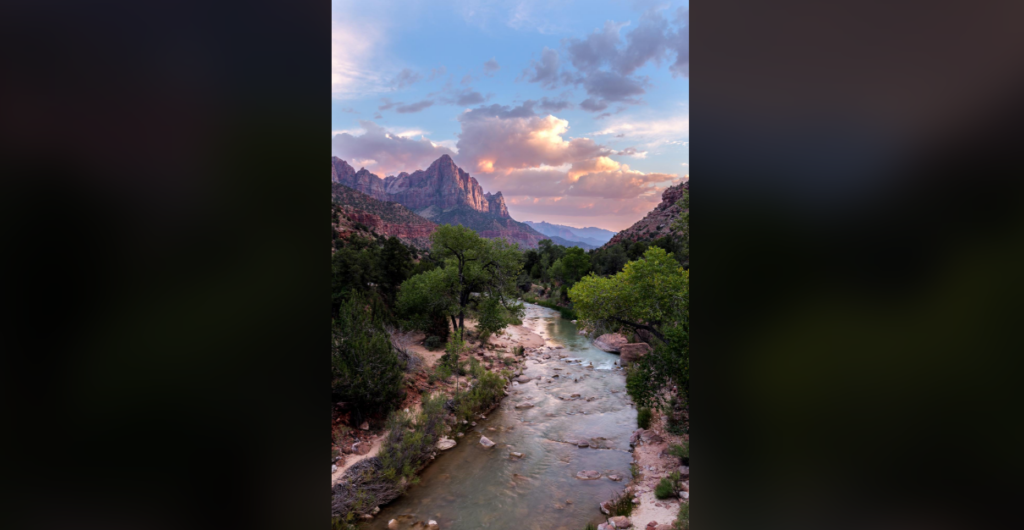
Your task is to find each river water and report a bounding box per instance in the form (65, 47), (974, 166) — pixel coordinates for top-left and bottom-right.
(365, 303), (636, 530)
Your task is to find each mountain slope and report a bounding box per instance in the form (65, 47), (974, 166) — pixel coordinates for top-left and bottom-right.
(603, 181), (688, 248)
(331, 183), (436, 249)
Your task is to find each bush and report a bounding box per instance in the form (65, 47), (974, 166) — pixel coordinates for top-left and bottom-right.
(655, 477), (677, 499)
(424, 335), (442, 350)
(609, 491), (634, 516)
(513, 345), (524, 357)
(630, 462), (640, 479)
(668, 442), (689, 465)
(637, 407), (653, 430)
(584, 524), (597, 530)
(331, 293), (405, 424)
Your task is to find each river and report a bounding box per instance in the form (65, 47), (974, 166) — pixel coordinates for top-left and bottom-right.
(365, 303), (636, 530)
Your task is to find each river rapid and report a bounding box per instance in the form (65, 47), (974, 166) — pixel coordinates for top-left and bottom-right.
(365, 303), (636, 530)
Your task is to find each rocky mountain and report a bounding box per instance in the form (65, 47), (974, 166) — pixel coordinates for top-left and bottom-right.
(522, 220), (613, 247)
(603, 180), (688, 248)
(331, 155), (550, 248)
(331, 183), (436, 249)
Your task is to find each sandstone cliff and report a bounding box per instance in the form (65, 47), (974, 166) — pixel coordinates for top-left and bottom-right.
(331, 183), (436, 249)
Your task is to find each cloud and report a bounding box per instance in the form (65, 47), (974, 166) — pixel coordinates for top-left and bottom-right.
(427, 66), (447, 81)
(616, 147), (648, 158)
(583, 71), (646, 102)
(483, 57), (501, 75)
(565, 20), (630, 74)
(395, 100), (434, 114)
(461, 74), (474, 85)
(374, 113), (383, 119)
(392, 68), (422, 89)
(669, 7), (689, 78)
(518, 47), (561, 89)
(332, 121), (456, 176)
(332, 19), (388, 99)
(568, 156), (622, 180)
(595, 113), (689, 148)
(536, 97), (572, 112)
(580, 98), (609, 112)
(455, 91), (486, 105)
(378, 97), (398, 111)
(338, 107), (357, 114)
(568, 164), (680, 199)
(456, 105), (609, 174)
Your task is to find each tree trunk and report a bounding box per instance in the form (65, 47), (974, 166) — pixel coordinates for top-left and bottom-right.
(458, 312), (465, 338)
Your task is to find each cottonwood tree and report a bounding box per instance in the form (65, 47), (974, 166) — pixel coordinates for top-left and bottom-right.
(569, 246), (689, 404)
(398, 225), (524, 339)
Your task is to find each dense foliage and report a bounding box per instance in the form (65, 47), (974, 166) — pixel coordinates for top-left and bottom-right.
(331, 292), (405, 424)
(398, 225), (524, 339)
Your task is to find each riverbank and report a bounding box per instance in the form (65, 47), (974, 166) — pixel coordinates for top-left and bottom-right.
(622, 413), (689, 530)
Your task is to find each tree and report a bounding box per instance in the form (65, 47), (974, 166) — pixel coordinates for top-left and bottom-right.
(570, 246), (689, 408)
(569, 246), (687, 344)
(398, 225), (524, 339)
(332, 292), (405, 424)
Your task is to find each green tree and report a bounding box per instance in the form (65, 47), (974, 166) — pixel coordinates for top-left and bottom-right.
(332, 292), (405, 424)
(397, 225), (524, 339)
(569, 246), (687, 344)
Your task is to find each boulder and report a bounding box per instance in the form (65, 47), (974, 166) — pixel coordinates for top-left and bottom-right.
(609, 515), (632, 528)
(577, 441), (589, 448)
(608, 474), (622, 481)
(515, 376), (533, 384)
(600, 500), (613, 515)
(679, 465), (689, 476)
(515, 402), (535, 409)
(679, 481), (689, 492)
(352, 442), (372, 455)
(598, 524), (615, 530)
(679, 491), (689, 500)
(510, 451), (524, 458)
(619, 343), (652, 367)
(359, 421), (370, 430)
(594, 333), (628, 353)
(576, 470), (601, 480)
(388, 519), (399, 530)
(436, 438), (457, 451)
(479, 436), (495, 448)
(331, 464), (337, 473)
(427, 521), (439, 529)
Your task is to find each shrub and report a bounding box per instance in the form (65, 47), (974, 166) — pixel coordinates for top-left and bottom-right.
(501, 356), (514, 366)
(630, 462), (640, 479)
(584, 524), (597, 530)
(424, 335), (442, 350)
(668, 442), (689, 465)
(637, 407), (653, 430)
(655, 477), (677, 499)
(609, 491), (634, 516)
(513, 345), (524, 357)
(331, 293), (405, 424)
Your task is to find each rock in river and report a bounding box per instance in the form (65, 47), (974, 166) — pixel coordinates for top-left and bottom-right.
(515, 402), (535, 409)
(480, 436), (496, 448)
(594, 333), (628, 353)
(576, 470), (601, 480)
(436, 438), (457, 451)
(609, 515), (632, 528)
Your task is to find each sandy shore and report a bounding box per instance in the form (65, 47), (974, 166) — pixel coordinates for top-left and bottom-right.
(624, 413), (689, 529)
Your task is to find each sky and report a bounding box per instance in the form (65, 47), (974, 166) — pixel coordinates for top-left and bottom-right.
(332, 0), (688, 231)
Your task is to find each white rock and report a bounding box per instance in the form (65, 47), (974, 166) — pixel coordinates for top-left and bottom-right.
(679, 491), (689, 499)
(479, 436), (496, 448)
(436, 438), (457, 451)
(388, 519), (399, 530)
(427, 520), (439, 529)
(331, 465), (337, 473)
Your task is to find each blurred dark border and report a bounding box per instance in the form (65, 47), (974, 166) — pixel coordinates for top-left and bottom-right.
(3, 1), (1024, 529)
(1, 1), (327, 529)
(696, 1), (1024, 528)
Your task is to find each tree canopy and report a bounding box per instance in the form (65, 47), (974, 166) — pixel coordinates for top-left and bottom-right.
(398, 225), (524, 339)
(569, 246), (687, 343)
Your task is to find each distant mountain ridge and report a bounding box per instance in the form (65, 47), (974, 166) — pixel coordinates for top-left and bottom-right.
(521, 220), (615, 247)
(331, 155), (550, 248)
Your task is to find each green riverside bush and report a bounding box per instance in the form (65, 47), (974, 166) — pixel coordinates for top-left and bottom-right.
(637, 407), (653, 430)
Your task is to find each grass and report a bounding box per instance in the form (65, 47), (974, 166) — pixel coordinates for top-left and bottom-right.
(673, 500), (689, 530)
(584, 524), (597, 530)
(630, 462), (640, 479)
(637, 407), (653, 430)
